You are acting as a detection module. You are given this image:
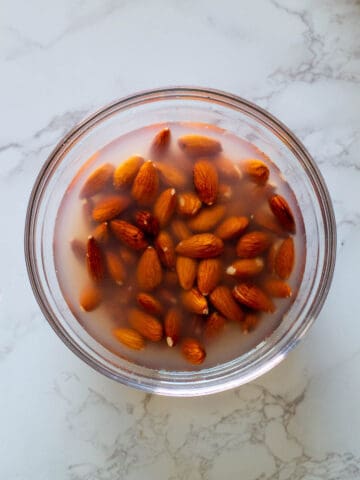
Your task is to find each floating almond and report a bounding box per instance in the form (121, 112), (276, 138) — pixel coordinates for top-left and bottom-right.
(275, 237), (295, 279)
(217, 183), (233, 202)
(176, 234), (224, 259)
(171, 219), (192, 240)
(176, 256), (197, 290)
(188, 204), (226, 232)
(243, 159), (269, 184)
(181, 288), (208, 315)
(155, 162), (187, 189)
(113, 155), (144, 190)
(263, 278), (292, 298)
(154, 231), (176, 269)
(105, 251), (126, 285)
(153, 188), (177, 227)
(134, 210), (160, 237)
(86, 236), (105, 281)
(80, 163), (114, 198)
(177, 192), (202, 216)
(70, 238), (86, 261)
(113, 327), (145, 350)
(236, 231), (271, 258)
(79, 284), (102, 311)
(241, 313), (259, 334)
(178, 134), (222, 157)
(226, 258), (264, 278)
(131, 161), (159, 206)
(92, 195), (130, 223)
(110, 220), (148, 250)
(209, 285), (244, 322)
(204, 312), (226, 339)
(197, 258), (222, 296)
(232, 283), (275, 312)
(150, 127), (171, 157)
(181, 338), (206, 365)
(93, 222), (110, 244)
(193, 159), (218, 205)
(164, 308), (181, 347)
(269, 194), (296, 233)
(136, 246), (163, 291)
(128, 308), (163, 342)
(214, 156), (242, 181)
(137, 292), (164, 316)
(215, 216), (249, 240)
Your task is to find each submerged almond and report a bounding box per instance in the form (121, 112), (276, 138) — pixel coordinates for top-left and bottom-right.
(134, 210), (160, 237)
(150, 127), (171, 157)
(181, 288), (208, 315)
(188, 204), (226, 232)
(105, 251), (126, 285)
(177, 192), (202, 216)
(193, 159), (219, 205)
(181, 338), (206, 365)
(243, 159), (269, 184)
(241, 313), (259, 334)
(92, 195), (130, 222)
(226, 258), (264, 278)
(79, 284), (102, 311)
(209, 285), (244, 322)
(275, 237), (295, 279)
(155, 231), (176, 269)
(204, 312), (226, 338)
(155, 162), (187, 189)
(113, 328), (145, 350)
(70, 238), (86, 261)
(164, 308), (181, 347)
(263, 278), (292, 298)
(176, 256), (197, 290)
(128, 308), (163, 342)
(197, 258), (222, 296)
(236, 231), (271, 258)
(175, 234), (224, 259)
(93, 222), (110, 244)
(269, 194), (296, 233)
(80, 163), (114, 198)
(178, 134), (222, 157)
(215, 216), (249, 240)
(232, 283), (275, 313)
(110, 220), (148, 250)
(214, 156), (242, 181)
(137, 292), (164, 316)
(86, 236), (105, 281)
(132, 161), (159, 205)
(171, 219), (192, 240)
(113, 155), (144, 189)
(136, 247), (163, 291)
(153, 188), (177, 227)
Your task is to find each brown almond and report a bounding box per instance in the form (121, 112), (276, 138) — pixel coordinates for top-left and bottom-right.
(164, 308), (181, 347)
(171, 219), (192, 240)
(263, 278), (292, 298)
(164, 270), (179, 286)
(92, 195), (130, 223)
(131, 161), (159, 206)
(119, 247), (137, 266)
(178, 134), (222, 157)
(150, 127), (171, 157)
(158, 288), (178, 306)
(181, 288), (208, 315)
(154, 231), (176, 269)
(134, 210), (160, 237)
(70, 238), (86, 261)
(217, 183), (233, 202)
(113, 327), (145, 350)
(197, 258), (222, 296)
(189, 315), (205, 336)
(275, 237), (295, 279)
(153, 188), (177, 227)
(236, 231), (271, 258)
(243, 159), (269, 184)
(241, 313), (259, 334)
(128, 308), (163, 342)
(209, 285), (244, 322)
(86, 236), (105, 281)
(253, 205), (284, 235)
(204, 312), (226, 339)
(269, 194), (296, 233)
(93, 222), (110, 244)
(193, 159), (219, 205)
(181, 338), (206, 365)
(136, 246), (163, 291)
(137, 292), (164, 316)
(113, 155), (144, 190)
(176, 256), (197, 290)
(110, 220), (148, 250)
(155, 162), (188, 189)
(176, 233), (224, 259)
(267, 241), (280, 273)
(79, 284), (102, 311)
(80, 163), (114, 198)
(214, 156), (242, 181)
(177, 192), (202, 216)
(233, 283), (275, 312)
(188, 204), (226, 232)
(226, 258), (264, 278)
(105, 251), (126, 285)
(215, 216), (249, 240)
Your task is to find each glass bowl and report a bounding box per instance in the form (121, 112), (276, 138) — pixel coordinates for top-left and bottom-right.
(25, 87), (336, 396)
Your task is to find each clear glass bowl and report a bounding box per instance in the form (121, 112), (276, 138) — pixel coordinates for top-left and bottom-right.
(25, 87), (336, 396)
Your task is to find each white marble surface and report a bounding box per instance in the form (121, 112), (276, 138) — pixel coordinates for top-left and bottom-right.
(1, 0), (360, 478)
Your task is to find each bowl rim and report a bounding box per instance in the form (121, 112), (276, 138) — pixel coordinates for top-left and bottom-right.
(24, 86), (337, 396)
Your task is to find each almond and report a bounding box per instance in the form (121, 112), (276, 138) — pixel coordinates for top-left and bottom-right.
(197, 258), (222, 296)
(226, 258), (264, 278)
(275, 237), (295, 279)
(150, 127), (171, 157)
(175, 234), (224, 259)
(119, 247), (137, 266)
(164, 308), (181, 347)
(171, 219), (192, 240)
(155, 162), (188, 189)
(86, 236), (105, 281)
(181, 288), (208, 315)
(181, 338), (206, 365)
(137, 292), (164, 316)
(189, 315), (205, 336)
(193, 159), (218, 205)
(70, 238), (86, 261)
(92, 194), (130, 223)
(80, 163), (114, 198)
(164, 270), (179, 286)
(128, 308), (163, 342)
(243, 159), (269, 184)
(218, 183), (233, 202)
(188, 204), (226, 232)
(134, 210), (160, 237)
(263, 278), (292, 298)
(215, 216), (249, 240)
(269, 194), (296, 233)
(113, 327), (145, 350)
(178, 134), (222, 157)
(105, 251), (126, 285)
(79, 284), (102, 311)
(241, 313), (259, 334)
(131, 161), (159, 205)
(176, 256), (197, 290)
(253, 205), (284, 235)
(204, 312), (226, 339)
(158, 288), (178, 306)
(153, 188), (177, 227)
(236, 231), (271, 258)
(110, 220), (148, 250)
(232, 283), (275, 312)
(154, 231), (176, 269)
(113, 155), (144, 190)
(82, 198), (94, 222)
(136, 246), (163, 291)
(177, 192), (202, 216)
(267, 241), (280, 273)
(93, 222), (110, 244)
(214, 156), (242, 181)
(209, 285), (244, 322)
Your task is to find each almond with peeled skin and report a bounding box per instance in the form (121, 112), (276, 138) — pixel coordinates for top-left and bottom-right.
(110, 220), (148, 250)
(105, 251), (126, 285)
(204, 312), (226, 339)
(187, 204), (226, 232)
(137, 292), (164, 316)
(93, 222), (110, 244)
(134, 210), (160, 237)
(128, 308), (163, 342)
(236, 231), (271, 258)
(155, 162), (187, 189)
(175, 234), (224, 259)
(164, 308), (181, 347)
(150, 127), (171, 157)
(79, 284), (102, 311)
(226, 258), (264, 278)
(215, 216), (249, 240)
(131, 161), (159, 206)
(263, 278), (292, 298)
(86, 236), (105, 281)
(178, 134), (222, 157)
(269, 194), (296, 233)
(92, 195), (130, 223)
(275, 237), (295, 279)
(193, 159), (219, 205)
(176, 256), (197, 290)
(197, 258), (222, 296)
(232, 283), (275, 312)
(181, 288), (208, 315)
(80, 163), (114, 198)
(136, 246), (163, 291)
(113, 155), (144, 190)
(181, 338), (206, 365)
(243, 159), (269, 184)
(153, 188), (177, 227)
(171, 219), (192, 240)
(177, 192), (202, 216)
(214, 156), (242, 181)
(113, 327), (145, 350)
(155, 231), (176, 269)
(209, 285), (244, 322)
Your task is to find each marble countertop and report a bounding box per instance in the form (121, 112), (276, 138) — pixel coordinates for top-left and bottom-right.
(1, 0), (360, 478)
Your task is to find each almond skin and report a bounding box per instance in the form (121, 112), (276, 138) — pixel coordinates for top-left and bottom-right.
(128, 308), (163, 342)
(153, 188), (177, 227)
(131, 161), (159, 206)
(110, 220), (148, 250)
(164, 308), (181, 347)
(197, 258), (222, 296)
(236, 231), (271, 258)
(275, 237), (295, 279)
(80, 163), (114, 198)
(188, 204), (226, 232)
(214, 156), (242, 181)
(204, 312), (226, 339)
(243, 159), (269, 184)
(136, 292), (164, 316)
(136, 246), (163, 291)
(232, 283), (275, 313)
(92, 195), (130, 223)
(215, 216), (249, 240)
(263, 278), (292, 298)
(226, 258), (264, 278)
(155, 162), (188, 189)
(150, 127), (171, 157)
(134, 210), (160, 237)
(113, 327), (145, 350)
(86, 236), (105, 281)
(113, 155), (144, 190)
(70, 238), (86, 261)
(79, 284), (102, 311)
(177, 192), (202, 216)
(178, 134), (222, 157)
(181, 338), (206, 365)
(209, 285), (244, 322)
(171, 219), (192, 240)
(176, 256), (197, 290)
(175, 233), (224, 259)
(181, 288), (208, 315)
(193, 159), (219, 205)
(105, 251), (126, 285)
(93, 222), (110, 244)
(269, 194), (296, 233)
(155, 231), (176, 269)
